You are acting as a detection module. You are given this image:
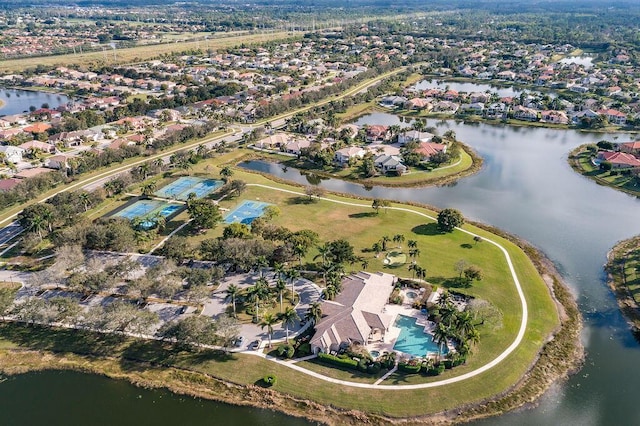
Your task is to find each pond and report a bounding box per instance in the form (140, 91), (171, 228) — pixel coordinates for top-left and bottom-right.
(410, 79), (528, 98)
(0, 88), (71, 116)
(559, 55), (595, 69)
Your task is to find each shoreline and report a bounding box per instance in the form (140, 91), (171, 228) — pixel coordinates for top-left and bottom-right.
(0, 188), (583, 424)
(239, 141), (482, 189)
(606, 235), (640, 334)
(568, 144), (640, 198)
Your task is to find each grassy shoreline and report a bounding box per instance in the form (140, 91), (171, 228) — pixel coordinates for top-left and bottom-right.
(606, 235), (640, 333)
(568, 144), (640, 198)
(0, 167), (582, 424)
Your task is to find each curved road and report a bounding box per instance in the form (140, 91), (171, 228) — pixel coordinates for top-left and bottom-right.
(242, 183), (528, 389)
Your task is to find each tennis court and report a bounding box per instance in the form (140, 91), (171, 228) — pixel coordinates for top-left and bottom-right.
(114, 199), (165, 220)
(155, 176), (223, 201)
(224, 200), (272, 225)
(111, 199), (185, 229)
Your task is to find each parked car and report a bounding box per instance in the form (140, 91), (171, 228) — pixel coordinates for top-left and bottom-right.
(234, 336), (245, 347)
(250, 339), (262, 350)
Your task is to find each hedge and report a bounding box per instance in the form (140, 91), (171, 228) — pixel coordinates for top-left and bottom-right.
(398, 363), (421, 374)
(318, 352), (359, 369)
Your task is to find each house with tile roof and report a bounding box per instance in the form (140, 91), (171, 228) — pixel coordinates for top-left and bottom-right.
(597, 151), (640, 169)
(619, 141), (640, 156)
(310, 272), (396, 354)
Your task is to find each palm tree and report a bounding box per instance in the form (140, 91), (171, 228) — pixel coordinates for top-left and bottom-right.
(454, 311), (476, 341)
(293, 243), (307, 268)
(380, 236), (391, 251)
(407, 240), (418, 249)
(439, 303), (457, 328)
(322, 284), (337, 301)
(437, 291), (453, 308)
(253, 255), (269, 277)
(225, 284), (240, 317)
(78, 192), (91, 212)
(393, 234), (405, 248)
(220, 166), (233, 182)
(433, 322), (449, 363)
(415, 266), (427, 282)
(272, 262), (285, 281)
(285, 268), (300, 304)
(141, 181), (157, 197)
(280, 306), (300, 342)
(313, 243), (332, 267)
(260, 313), (278, 348)
(137, 162), (151, 180)
(305, 302), (322, 327)
(360, 258), (369, 270)
(275, 278), (287, 313)
(247, 279), (269, 322)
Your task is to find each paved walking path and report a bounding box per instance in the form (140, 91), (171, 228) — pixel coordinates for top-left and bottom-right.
(243, 183), (528, 389)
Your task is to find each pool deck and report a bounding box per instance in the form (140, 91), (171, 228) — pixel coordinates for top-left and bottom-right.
(366, 288), (451, 359)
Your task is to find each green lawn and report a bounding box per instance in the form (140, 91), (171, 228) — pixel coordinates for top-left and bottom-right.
(0, 148), (564, 418)
(570, 148), (640, 197)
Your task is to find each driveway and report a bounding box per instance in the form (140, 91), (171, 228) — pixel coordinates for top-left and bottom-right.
(204, 271), (322, 350)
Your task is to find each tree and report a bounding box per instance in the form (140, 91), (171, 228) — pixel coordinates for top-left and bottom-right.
(393, 234), (405, 248)
(285, 268), (300, 304)
(0, 288), (16, 320)
(327, 239), (356, 265)
(280, 306), (300, 341)
(220, 166), (234, 182)
(437, 208), (464, 232)
(141, 181), (157, 197)
(161, 236), (192, 262)
(455, 259), (470, 278)
(464, 266), (483, 284)
(473, 236), (482, 245)
(215, 314), (240, 352)
(260, 313), (278, 348)
(49, 296), (82, 325)
(187, 199), (222, 230)
(305, 301), (322, 327)
(275, 278), (287, 313)
(372, 198), (390, 214)
(380, 235), (391, 251)
(433, 322), (449, 362)
(226, 284), (240, 317)
(18, 204), (55, 240)
(159, 315), (217, 350)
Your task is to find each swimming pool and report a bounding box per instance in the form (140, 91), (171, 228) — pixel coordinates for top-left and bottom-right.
(392, 314), (446, 358)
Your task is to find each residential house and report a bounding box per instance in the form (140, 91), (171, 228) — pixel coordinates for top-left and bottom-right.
(310, 272), (396, 354)
(0, 145), (24, 163)
(45, 154), (70, 170)
(283, 138), (312, 155)
(598, 109), (627, 125)
(0, 128), (24, 141)
(14, 167), (54, 179)
(380, 95), (407, 108)
(459, 102), (485, 114)
(398, 130), (434, 145)
(513, 105), (539, 121)
(365, 125), (389, 143)
(18, 140), (56, 154)
(374, 154), (407, 174)
(597, 151), (640, 169)
(619, 141), (640, 156)
(23, 122), (52, 134)
(485, 103), (507, 118)
(0, 178), (21, 192)
(405, 98), (431, 111)
(431, 101), (459, 113)
(334, 146), (366, 165)
(540, 110), (569, 124)
(255, 133), (291, 149)
(415, 142), (447, 161)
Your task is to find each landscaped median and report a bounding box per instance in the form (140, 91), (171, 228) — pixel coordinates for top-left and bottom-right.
(0, 162), (582, 423)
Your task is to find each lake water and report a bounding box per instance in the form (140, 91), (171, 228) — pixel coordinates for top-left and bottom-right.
(0, 88), (71, 116)
(240, 113), (640, 425)
(0, 370), (309, 426)
(411, 79), (527, 98)
(3, 112), (640, 424)
(559, 56), (595, 69)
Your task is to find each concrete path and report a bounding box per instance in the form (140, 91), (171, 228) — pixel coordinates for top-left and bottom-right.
(241, 183), (528, 389)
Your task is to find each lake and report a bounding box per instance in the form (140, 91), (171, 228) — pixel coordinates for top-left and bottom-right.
(559, 55), (595, 69)
(411, 79), (527, 98)
(0, 88), (71, 116)
(240, 113), (640, 424)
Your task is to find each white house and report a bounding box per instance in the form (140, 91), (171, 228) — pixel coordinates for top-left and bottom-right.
(310, 272), (396, 354)
(398, 130), (434, 145)
(374, 154), (407, 174)
(0, 145), (24, 163)
(334, 146), (366, 165)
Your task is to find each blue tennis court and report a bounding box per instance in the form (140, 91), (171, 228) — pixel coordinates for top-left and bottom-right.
(114, 199), (165, 220)
(112, 199), (185, 229)
(224, 200), (272, 225)
(155, 176), (223, 201)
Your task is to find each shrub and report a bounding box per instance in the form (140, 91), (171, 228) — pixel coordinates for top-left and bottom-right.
(437, 363), (446, 374)
(263, 374), (277, 386)
(367, 362), (382, 374)
(398, 362), (421, 374)
(357, 358), (368, 372)
(318, 352), (359, 369)
(277, 344), (295, 359)
(296, 342), (311, 356)
(443, 360), (454, 369)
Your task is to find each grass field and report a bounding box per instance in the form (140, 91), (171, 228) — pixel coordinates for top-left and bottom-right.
(0, 31), (296, 73)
